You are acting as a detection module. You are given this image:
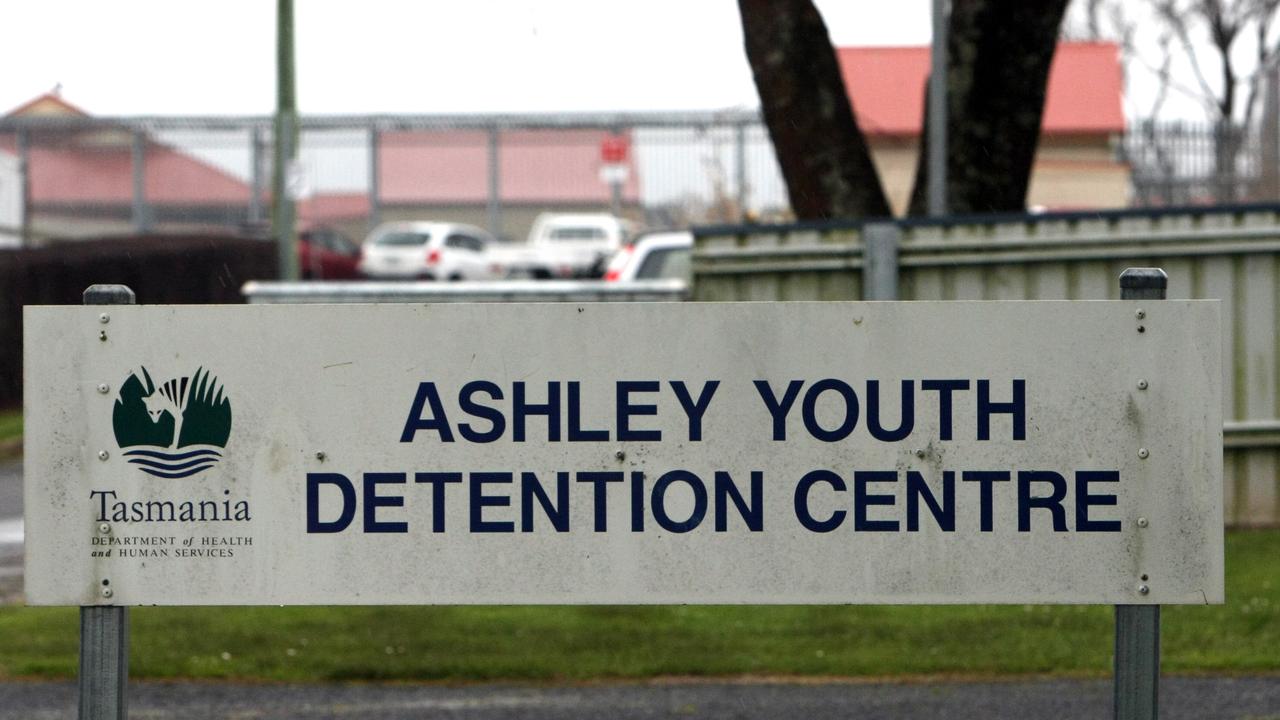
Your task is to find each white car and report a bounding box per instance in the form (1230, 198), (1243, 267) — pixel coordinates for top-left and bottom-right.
(490, 213), (637, 279)
(603, 231), (692, 282)
(358, 222), (498, 281)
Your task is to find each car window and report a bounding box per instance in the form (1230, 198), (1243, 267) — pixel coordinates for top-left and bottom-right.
(316, 230), (340, 251)
(374, 231), (430, 247)
(446, 234), (482, 252)
(327, 231), (357, 254)
(445, 235), (463, 249)
(636, 247), (692, 280)
(548, 227), (606, 241)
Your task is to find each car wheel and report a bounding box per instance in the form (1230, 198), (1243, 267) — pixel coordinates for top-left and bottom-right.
(448, 273), (463, 282)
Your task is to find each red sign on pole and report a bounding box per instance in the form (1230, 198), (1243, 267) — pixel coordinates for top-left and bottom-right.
(601, 135), (629, 164)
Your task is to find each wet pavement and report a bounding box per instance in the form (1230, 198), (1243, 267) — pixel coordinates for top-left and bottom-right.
(1, 675), (1280, 719)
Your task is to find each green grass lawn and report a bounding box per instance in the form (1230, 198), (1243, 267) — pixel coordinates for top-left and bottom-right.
(1, 530), (1275, 682)
(0, 409), (19, 444)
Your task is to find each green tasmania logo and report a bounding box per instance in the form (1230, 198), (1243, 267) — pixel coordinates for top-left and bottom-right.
(112, 367), (232, 478)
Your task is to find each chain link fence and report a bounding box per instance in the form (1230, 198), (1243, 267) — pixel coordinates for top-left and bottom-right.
(0, 113), (791, 246)
(6, 112), (1274, 246)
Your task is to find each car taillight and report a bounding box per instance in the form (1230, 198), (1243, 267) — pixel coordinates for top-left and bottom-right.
(604, 245), (634, 282)
(426, 249), (441, 265)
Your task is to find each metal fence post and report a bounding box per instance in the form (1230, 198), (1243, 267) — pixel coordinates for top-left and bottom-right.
(927, 0), (949, 217)
(1115, 267), (1166, 720)
(130, 131), (149, 233)
(487, 126), (502, 238)
(368, 126), (382, 232)
(16, 128), (30, 247)
(735, 122), (748, 222)
(608, 127), (624, 218)
(249, 126), (265, 227)
(862, 223), (900, 301)
(80, 284), (134, 720)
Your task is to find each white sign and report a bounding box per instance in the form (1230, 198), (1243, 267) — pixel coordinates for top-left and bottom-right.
(24, 301), (1223, 606)
(599, 164), (630, 184)
(285, 159), (311, 201)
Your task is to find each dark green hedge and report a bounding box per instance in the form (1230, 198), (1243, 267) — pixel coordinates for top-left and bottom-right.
(0, 235), (276, 409)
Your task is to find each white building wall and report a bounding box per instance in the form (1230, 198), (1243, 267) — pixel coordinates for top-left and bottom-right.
(0, 151), (22, 248)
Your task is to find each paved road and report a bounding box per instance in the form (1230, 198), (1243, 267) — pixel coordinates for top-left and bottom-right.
(0, 458), (21, 603)
(1, 676), (1279, 719)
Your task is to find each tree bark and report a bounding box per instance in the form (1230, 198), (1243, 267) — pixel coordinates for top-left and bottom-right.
(738, 0), (893, 220)
(907, 0), (1071, 216)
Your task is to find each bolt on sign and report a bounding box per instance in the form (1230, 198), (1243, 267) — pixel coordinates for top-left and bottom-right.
(24, 301), (1223, 606)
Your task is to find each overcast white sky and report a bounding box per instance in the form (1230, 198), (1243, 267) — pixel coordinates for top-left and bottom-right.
(0, 1), (933, 117)
(3, 1), (1260, 124)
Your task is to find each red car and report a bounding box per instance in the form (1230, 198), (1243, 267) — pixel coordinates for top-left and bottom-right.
(298, 227), (361, 280)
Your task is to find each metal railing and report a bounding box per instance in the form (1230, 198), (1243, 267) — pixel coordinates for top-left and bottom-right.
(242, 279), (689, 304)
(1124, 120), (1278, 206)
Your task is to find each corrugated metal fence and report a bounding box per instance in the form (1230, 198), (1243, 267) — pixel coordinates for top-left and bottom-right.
(693, 204), (1280, 527)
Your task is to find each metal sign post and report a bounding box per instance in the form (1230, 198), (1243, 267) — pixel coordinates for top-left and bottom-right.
(600, 134), (629, 217)
(862, 223), (900, 301)
(79, 284), (134, 720)
(1115, 268), (1167, 720)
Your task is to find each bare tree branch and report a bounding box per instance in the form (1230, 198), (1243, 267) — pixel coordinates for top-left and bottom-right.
(1087, 0), (1105, 36)
(1240, 0), (1280, 127)
(1156, 0), (1228, 118)
(1110, 2), (1138, 54)
(1132, 41), (1223, 115)
(1149, 33), (1176, 117)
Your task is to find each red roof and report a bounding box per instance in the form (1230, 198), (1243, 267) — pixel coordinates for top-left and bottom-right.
(2, 92), (92, 118)
(837, 42), (1124, 137)
(379, 129), (640, 205)
(14, 144), (251, 204)
(2, 93), (251, 205)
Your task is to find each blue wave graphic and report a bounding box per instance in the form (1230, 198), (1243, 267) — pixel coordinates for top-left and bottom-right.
(121, 446), (222, 478)
(135, 463), (217, 479)
(123, 448), (222, 461)
(127, 456), (219, 473)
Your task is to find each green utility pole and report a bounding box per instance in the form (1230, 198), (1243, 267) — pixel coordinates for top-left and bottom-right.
(927, 0), (948, 217)
(272, 0), (299, 280)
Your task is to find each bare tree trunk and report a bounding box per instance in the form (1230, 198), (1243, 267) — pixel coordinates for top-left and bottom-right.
(907, 0), (1070, 216)
(738, 0), (893, 220)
